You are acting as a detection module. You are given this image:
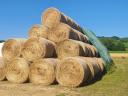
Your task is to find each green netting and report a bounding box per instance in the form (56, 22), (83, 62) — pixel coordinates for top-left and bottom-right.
(82, 28), (114, 71)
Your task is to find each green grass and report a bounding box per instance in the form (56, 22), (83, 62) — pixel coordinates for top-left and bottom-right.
(109, 51), (128, 53)
(77, 58), (128, 96)
(124, 42), (128, 48)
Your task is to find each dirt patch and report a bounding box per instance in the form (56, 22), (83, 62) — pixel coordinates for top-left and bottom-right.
(0, 81), (81, 96)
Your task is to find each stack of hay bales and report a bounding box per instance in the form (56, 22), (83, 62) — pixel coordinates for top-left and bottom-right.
(0, 7), (105, 87)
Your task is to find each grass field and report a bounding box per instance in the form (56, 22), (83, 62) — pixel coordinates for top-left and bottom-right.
(0, 56), (128, 96)
(109, 51), (128, 53)
(78, 58), (128, 96)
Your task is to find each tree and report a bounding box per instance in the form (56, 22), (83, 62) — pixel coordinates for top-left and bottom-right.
(99, 37), (126, 51)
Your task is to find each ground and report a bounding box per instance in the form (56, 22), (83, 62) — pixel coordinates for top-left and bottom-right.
(0, 53), (128, 96)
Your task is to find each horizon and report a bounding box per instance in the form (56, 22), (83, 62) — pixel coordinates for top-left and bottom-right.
(0, 0), (128, 40)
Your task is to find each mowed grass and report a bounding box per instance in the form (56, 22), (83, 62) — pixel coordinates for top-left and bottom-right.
(109, 51), (128, 53)
(77, 58), (128, 96)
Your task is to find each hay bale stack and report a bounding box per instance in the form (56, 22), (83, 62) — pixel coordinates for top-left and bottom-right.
(0, 7), (105, 87)
(57, 39), (98, 59)
(29, 24), (49, 39)
(42, 8), (83, 32)
(29, 58), (59, 85)
(21, 37), (56, 62)
(48, 23), (88, 43)
(0, 57), (6, 81)
(6, 58), (29, 83)
(2, 38), (26, 64)
(56, 57), (102, 87)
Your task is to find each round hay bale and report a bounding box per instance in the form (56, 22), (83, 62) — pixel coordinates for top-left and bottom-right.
(29, 24), (49, 39)
(42, 8), (83, 32)
(0, 57), (6, 81)
(29, 58), (59, 85)
(48, 23), (88, 43)
(57, 39), (98, 59)
(21, 37), (56, 62)
(6, 58), (29, 83)
(2, 38), (26, 64)
(56, 57), (92, 87)
(96, 58), (105, 72)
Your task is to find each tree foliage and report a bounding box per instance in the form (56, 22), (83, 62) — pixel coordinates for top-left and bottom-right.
(99, 36), (127, 51)
(0, 40), (5, 43)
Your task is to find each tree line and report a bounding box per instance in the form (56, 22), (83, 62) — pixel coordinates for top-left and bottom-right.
(98, 36), (128, 51)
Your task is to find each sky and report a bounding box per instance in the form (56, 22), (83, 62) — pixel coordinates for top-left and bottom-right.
(0, 0), (128, 40)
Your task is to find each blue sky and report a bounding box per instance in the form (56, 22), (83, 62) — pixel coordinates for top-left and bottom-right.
(0, 0), (128, 40)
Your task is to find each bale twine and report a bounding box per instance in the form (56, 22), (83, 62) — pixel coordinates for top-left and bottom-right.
(2, 38), (26, 64)
(21, 37), (56, 62)
(42, 8), (83, 32)
(0, 57), (6, 81)
(29, 58), (59, 85)
(56, 57), (92, 87)
(6, 58), (29, 83)
(48, 23), (88, 43)
(29, 24), (49, 39)
(57, 39), (98, 59)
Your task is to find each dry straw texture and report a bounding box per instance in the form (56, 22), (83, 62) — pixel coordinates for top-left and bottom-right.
(56, 57), (102, 87)
(21, 37), (56, 62)
(56, 57), (91, 87)
(79, 57), (101, 76)
(2, 38), (26, 64)
(42, 7), (83, 32)
(29, 24), (49, 39)
(0, 57), (6, 81)
(48, 23), (88, 43)
(96, 58), (105, 72)
(29, 58), (59, 85)
(6, 58), (29, 83)
(57, 39), (98, 59)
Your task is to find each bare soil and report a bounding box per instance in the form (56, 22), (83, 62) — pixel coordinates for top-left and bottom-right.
(0, 81), (81, 96)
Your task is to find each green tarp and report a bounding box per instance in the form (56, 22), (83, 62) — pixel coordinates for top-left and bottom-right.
(82, 29), (114, 71)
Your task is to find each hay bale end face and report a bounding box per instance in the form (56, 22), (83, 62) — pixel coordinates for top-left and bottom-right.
(29, 24), (49, 39)
(21, 37), (56, 62)
(2, 38), (26, 64)
(42, 8), (83, 32)
(6, 58), (29, 83)
(29, 58), (59, 85)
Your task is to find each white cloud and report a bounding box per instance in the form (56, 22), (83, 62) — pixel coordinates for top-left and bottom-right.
(0, 42), (4, 57)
